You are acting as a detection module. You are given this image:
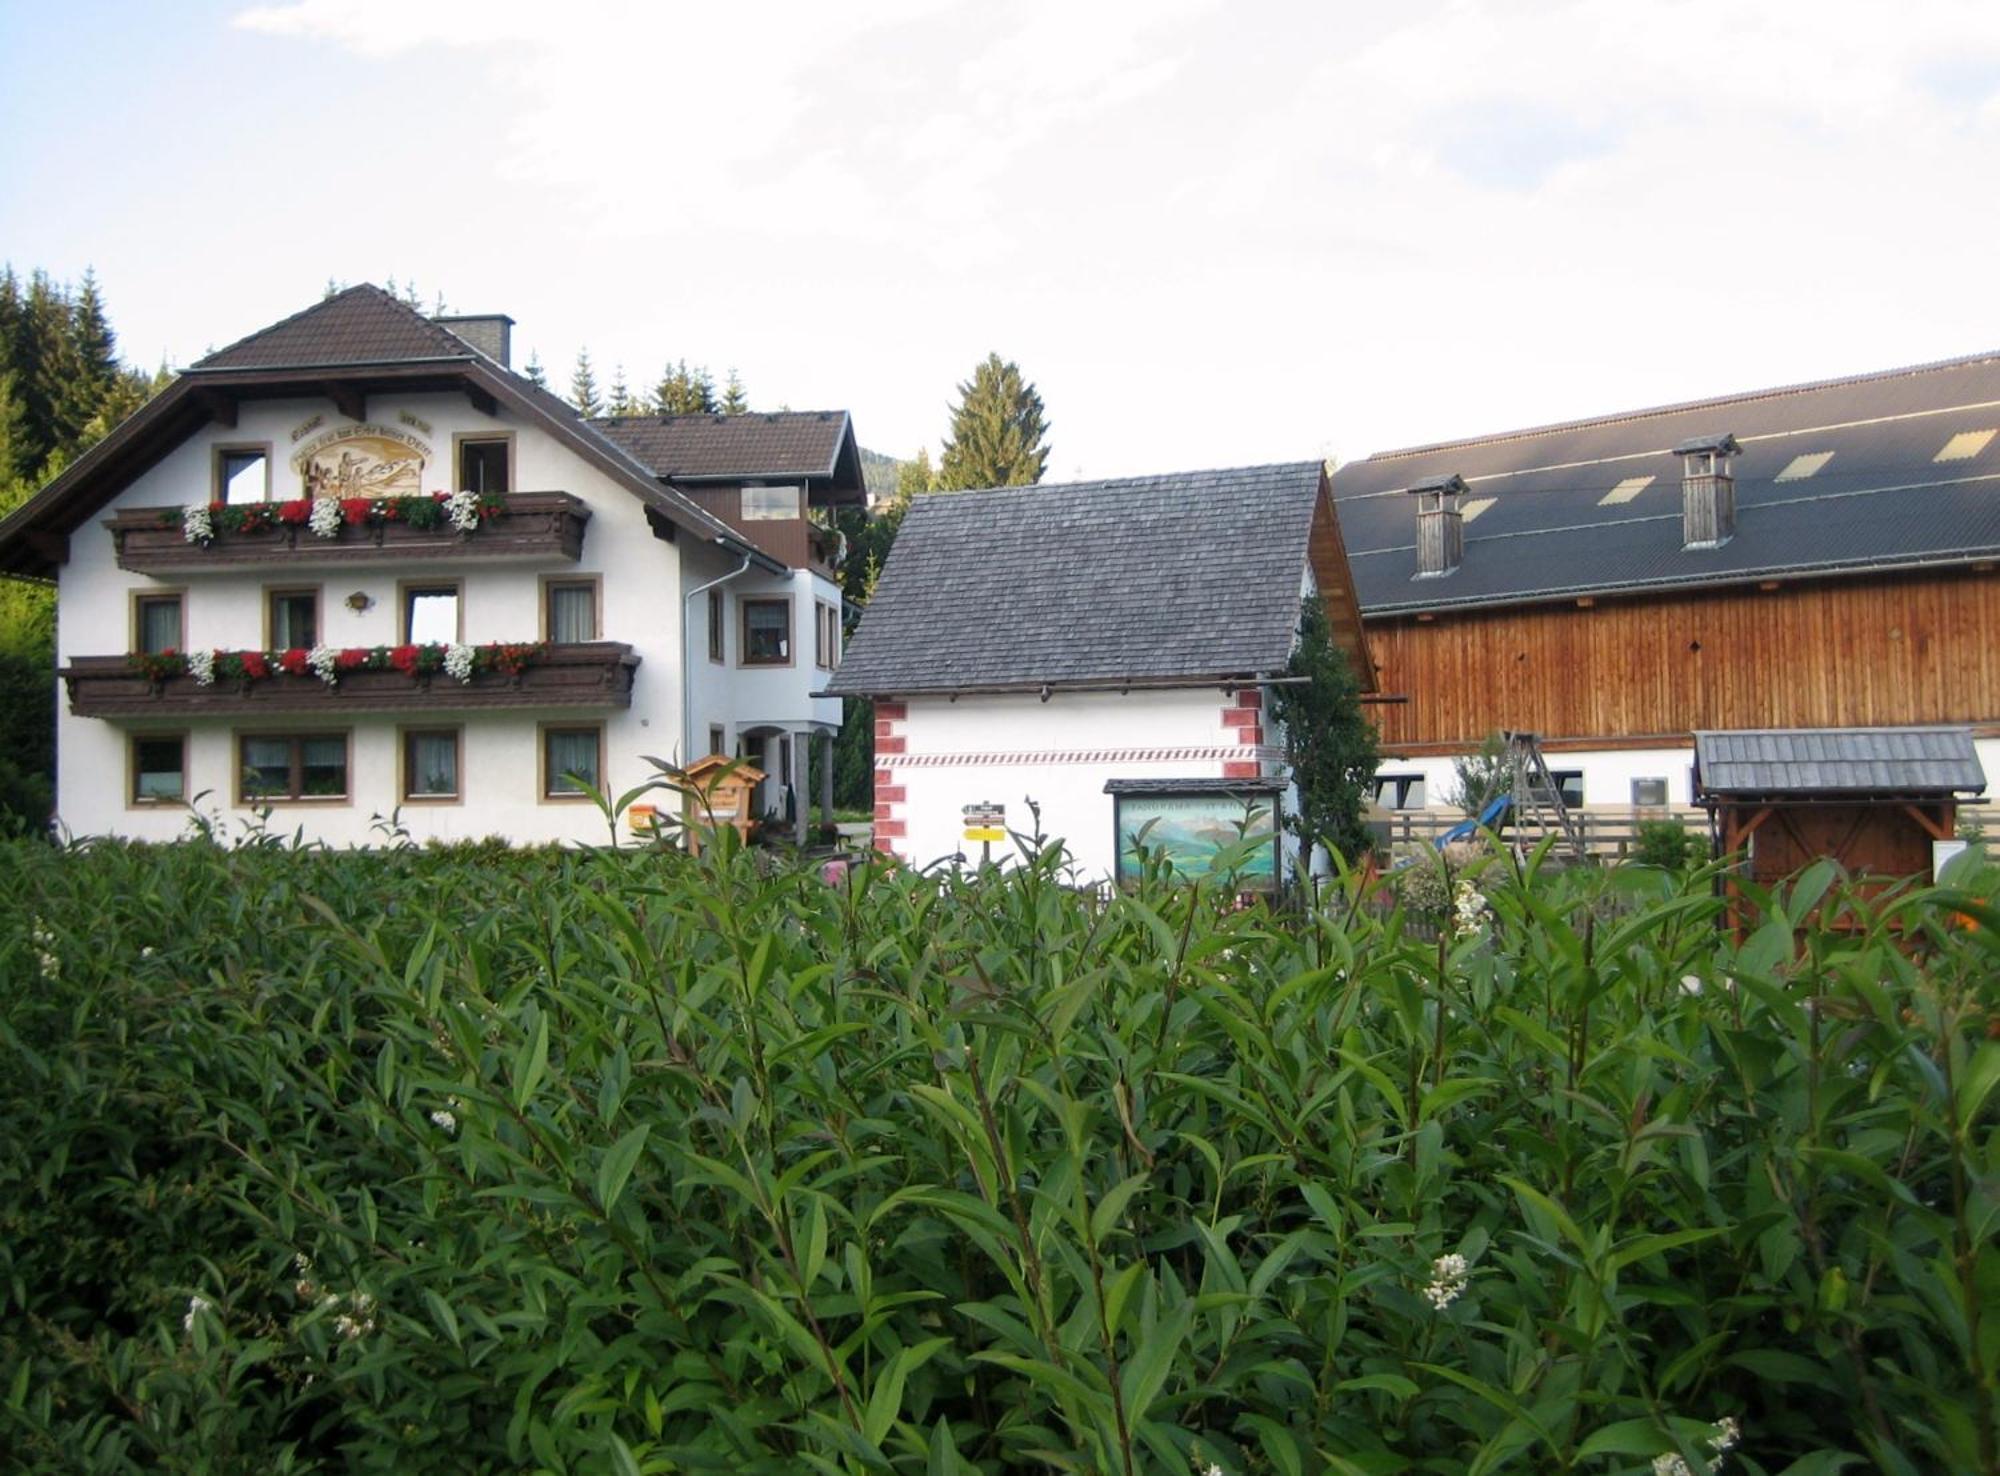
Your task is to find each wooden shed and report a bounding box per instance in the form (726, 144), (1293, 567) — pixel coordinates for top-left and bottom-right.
(1694, 727), (1986, 916)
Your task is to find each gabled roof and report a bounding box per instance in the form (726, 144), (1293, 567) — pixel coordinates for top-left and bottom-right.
(0, 285), (866, 577)
(1330, 349), (2000, 615)
(828, 462), (1373, 697)
(591, 411), (866, 501)
(1693, 726), (1987, 799)
(194, 284), (478, 370)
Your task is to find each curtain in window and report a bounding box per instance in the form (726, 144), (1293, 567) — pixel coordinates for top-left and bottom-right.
(546, 730), (598, 793)
(138, 600), (182, 654)
(271, 597), (316, 649)
(241, 737), (290, 797)
(409, 733), (457, 797)
(548, 585), (595, 643)
(301, 738), (346, 796)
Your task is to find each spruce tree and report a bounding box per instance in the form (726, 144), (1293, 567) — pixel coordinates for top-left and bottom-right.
(654, 360), (718, 415)
(523, 351), (547, 389)
(1267, 596), (1381, 870)
(569, 350), (602, 417)
(937, 353), (1050, 490)
(720, 369), (749, 415)
(607, 365), (635, 417)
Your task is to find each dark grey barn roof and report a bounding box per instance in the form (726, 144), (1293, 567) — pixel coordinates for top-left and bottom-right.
(1694, 727), (1987, 798)
(1330, 350), (2000, 614)
(828, 463), (1330, 696)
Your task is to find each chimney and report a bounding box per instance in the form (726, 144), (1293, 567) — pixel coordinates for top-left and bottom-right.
(1408, 473), (1468, 578)
(433, 313), (515, 369)
(1673, 433), (1739, 549)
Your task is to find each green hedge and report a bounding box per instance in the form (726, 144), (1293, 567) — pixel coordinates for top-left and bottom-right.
(1, 835), (1995, 1474)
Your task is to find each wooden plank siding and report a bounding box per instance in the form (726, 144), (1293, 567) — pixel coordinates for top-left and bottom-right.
(1368, 566), (2000, 754)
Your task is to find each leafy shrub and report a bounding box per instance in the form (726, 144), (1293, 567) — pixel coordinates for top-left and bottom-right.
(1632, 818), (1705, 871)
(2, 836), (1996, 1474)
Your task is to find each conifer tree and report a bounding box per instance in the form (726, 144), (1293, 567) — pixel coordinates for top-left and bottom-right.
(523, 351), (547, 389)
(937, 353), (1050, 490)
(569, 350), (602, 417)
(895, 447), (934, 500)
(654, 360), (718, 415)
(607, 365), (635, 417)
(720, 369), (749, 415)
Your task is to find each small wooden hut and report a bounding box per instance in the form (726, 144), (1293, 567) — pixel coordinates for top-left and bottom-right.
(1694, 727), (1985, 921)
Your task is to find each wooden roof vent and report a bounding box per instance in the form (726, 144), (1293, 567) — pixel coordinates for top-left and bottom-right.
(1407, 474), (1468, 578)
(1673, 433), (1739, 550)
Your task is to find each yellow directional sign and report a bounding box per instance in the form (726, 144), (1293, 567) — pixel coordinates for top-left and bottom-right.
(963, 826), (1007, 843)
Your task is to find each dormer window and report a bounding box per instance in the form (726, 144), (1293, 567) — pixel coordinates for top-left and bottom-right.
(741, 485), (802, 520)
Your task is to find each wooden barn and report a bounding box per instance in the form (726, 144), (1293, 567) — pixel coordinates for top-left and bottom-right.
(1328, 351), (2000, 854)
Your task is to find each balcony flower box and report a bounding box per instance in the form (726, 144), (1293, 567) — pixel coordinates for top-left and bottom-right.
(105, 492), (590, 574)
(62, 641), (639, 718)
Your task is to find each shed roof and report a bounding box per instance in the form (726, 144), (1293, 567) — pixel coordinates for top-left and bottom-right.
(591, 411), (865, 500)
(1693, 726), (1987, 799)
(828, 462), (1371, 697)
(1330, 350), (2000, 615)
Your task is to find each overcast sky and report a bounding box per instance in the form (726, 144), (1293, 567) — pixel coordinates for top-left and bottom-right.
(5, 0), (1999, 477)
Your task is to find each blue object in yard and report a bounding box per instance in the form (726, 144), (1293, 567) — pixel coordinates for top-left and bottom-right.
(1438, 793), (1510, 847)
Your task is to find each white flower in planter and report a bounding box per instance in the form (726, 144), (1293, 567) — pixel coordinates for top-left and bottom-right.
(182, 504), (213, 544)
(188, 648), (216, 686)
(308, 496), (342, 539)
(443, 642), (476, 683)
(443, 488), (482, 533)
(307, 645), (340, 685)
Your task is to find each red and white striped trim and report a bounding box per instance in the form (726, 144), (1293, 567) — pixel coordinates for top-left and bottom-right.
(872, 701), (907, 856)
(896, 744), (1276, 768)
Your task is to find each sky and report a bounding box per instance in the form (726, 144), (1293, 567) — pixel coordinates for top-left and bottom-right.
(4, 0), (2000, 479)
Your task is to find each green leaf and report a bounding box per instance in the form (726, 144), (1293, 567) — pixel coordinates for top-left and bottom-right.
(608, 1433), (642, 1476)
(513, 1011), (549, 1110)
(1089, 1172), (1150, 1245)
(1119, 1302), (1191, 1422)
(596, 1123), (650, 1215)
(1575, 1418), (1671, 1457)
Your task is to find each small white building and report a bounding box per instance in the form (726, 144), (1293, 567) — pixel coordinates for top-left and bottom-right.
(0, 285), (867, 845)
(828, 463), (1375, 883)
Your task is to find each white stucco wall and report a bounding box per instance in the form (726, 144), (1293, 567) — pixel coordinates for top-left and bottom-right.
(51, 390), (823, 845)
(881, 687), (1270, 879)
(1372, 745), (1703, 814)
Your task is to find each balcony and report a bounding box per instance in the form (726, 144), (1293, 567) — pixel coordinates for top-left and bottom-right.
(105, 492), (591, 574)
(62, 642), (639, 719)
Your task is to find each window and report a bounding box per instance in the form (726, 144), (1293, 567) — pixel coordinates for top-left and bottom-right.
(457, 435), (512, 494)
(541, 724), (602, 799)
(133, 592), (184, 654)
(741, 485), (801, 520)
(543, 577), (598, 643)
(814, 600), (839, 669)
(238, 733), (347, 802)
(217, 447), (269, 504)
(707, 588), (725, 662)
(266, 588), (319, 650)
(403, 728), (461, 802)
(707, 724), (725, 756)
(1374, 774), (1427, 810)
(1550, 770), (1584, 809)
(131, 734), (186, 803)
(402, 583), (461, 644)
(1631, 777), (1669, 807)
(741, 598), (790, 665)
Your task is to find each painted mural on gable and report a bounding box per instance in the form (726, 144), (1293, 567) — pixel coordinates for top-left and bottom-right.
(291, 424), (431, 500)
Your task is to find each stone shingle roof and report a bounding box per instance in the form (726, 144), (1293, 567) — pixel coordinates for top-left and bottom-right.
(828, 463), (1331, 696)
(1694, 726), (1987, 798)
(591, 412), (852, 480)
(1331, 350), (2000, 614)
(192, 285), (477, 370)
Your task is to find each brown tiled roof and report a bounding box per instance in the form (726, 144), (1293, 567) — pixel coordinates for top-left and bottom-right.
(591, 411), (852, 480)
(193, 284), (477, 371)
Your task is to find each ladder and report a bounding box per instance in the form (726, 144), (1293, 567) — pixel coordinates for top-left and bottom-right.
(1502, 730), (1587, 863)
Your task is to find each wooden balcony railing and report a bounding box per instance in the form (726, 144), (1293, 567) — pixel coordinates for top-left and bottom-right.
(62, 642), (639, 718)
(105, 492), (590, 574)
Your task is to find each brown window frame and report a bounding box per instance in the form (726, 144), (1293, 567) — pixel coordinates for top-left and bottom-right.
(398, 579), (464, 644)
(453, 431), (515, 495)
(813, 599), (839, 670)
(129, 731), (189, 806)
(130, 588), (188, 655)
(707, 587), (725, 663)
(739, 596), (793, 668)
(213, 443), (273, 504)
(739, 484), (802, 521)
(539, 574), (601, 644)
(707, 723), (726, 757)
(263, 585), (323, 651)
(539, 721), (605, 802)
(234, 730), (351, 805)
(400, 726), (464, 804)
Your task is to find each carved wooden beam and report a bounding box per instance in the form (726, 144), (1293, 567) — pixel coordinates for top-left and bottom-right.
(322, 383), (367, 422)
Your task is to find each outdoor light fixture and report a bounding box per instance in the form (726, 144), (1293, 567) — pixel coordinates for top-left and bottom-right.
(345, 591), (373, 612)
